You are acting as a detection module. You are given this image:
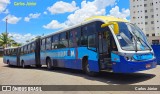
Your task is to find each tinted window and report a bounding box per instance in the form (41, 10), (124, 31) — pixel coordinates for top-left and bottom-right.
(28, 45), (31, 53)
(24, 46), (27, 54)
(12, 49), (16, 55)
(81, 27), (88, 46)
(7, 49), (10, 55)
(31, 43), (35, 52)
(46, 37), (51, 50)
(21, 47), (24, 55)
(59, 32), (68, 48)
(41, 39), (46, 50)
(69, 28), (81, 47)
(4, 50), (6, 55)
(52, 35), (59, 49)
(88, 34), (96, 51)
(96, 21), (105, 32)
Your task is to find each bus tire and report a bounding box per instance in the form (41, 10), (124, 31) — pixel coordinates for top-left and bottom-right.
(7, 60), (11, 66)
(46, 58), (53, 70)
(22, 61), (26, 68)
(84, 60), (98, 76)
(36, 65), (42, 68)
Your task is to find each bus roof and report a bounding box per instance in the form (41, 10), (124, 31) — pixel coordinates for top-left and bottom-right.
(85, 16), (128, 22)
(15, 16), (127, 44)
(41, 16), (128, 39)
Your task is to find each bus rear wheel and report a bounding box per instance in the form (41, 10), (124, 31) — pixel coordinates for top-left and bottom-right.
(84, 60), (98, 76)
(47, 58), (53, 70)
(7, 60), (11, 66)
(36, 65), (42, 68)
(22, 61), (26, 68)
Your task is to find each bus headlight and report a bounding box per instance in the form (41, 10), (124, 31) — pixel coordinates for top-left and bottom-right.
(125, 56), (133, 61)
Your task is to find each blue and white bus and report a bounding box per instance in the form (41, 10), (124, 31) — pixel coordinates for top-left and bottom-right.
(3, 16), (157, 76)
(3, 47), (20, 66)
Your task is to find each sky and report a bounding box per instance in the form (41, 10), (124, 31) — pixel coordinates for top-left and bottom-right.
(0, 0), (130, 43)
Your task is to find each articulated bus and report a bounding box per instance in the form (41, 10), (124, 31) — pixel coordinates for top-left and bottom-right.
(3, 16), (157, 76)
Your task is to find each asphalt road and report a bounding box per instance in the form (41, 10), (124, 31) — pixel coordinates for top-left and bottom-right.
(0, 58), (160, 94)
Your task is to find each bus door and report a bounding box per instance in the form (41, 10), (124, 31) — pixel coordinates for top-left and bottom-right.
(98, 31), (112, 70)
(17, 48), (20, 66)
(35, 38), (41, 67)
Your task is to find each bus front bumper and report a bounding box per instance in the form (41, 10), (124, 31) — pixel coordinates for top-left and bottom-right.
(112, 56), (157, 73)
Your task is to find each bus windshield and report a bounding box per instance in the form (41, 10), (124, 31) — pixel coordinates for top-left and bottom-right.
(116, 22), (151, 51)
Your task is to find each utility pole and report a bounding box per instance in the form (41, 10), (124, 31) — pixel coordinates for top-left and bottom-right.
(6, 18), (8, 48)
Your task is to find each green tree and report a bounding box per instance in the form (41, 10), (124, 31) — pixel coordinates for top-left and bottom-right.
(12, 42), (22, 47)
(0, 33), (16, 48)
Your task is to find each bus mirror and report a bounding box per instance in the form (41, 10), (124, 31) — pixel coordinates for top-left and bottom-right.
(101, 22), (119, 35)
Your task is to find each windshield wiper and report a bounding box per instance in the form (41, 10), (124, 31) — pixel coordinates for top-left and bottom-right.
(132, 32), (152, 51)
(130, 33), (138, 52)
(137, 36), (152, 51)
(120, 32), (137, 52)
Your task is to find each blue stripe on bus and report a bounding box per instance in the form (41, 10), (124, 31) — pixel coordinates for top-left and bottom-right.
(40, 47), (99, 72)
(40, 47), (97, 60)
(111, 53), (120, 62)
(20, 53), (36, 65)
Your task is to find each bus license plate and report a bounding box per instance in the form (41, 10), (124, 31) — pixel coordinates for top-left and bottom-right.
(146, 64), (151, 68)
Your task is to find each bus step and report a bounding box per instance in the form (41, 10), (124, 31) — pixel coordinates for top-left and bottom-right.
(101, 68), (113, 72)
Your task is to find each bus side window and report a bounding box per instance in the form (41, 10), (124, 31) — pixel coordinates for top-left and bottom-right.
(9, 50), (11, 55)
(81, 23), (96, 47)
(59, 32), (68, 48)
(9, 49), (11, 55)
(7, 49), (10, 56)
(13, 49), (15, 55)
(52, 36), (55, 49)
(24, 46), (27, 54)
(28, 45), (31, 54)
(81, 30), (87, 46)
(10, 49), (12, 56)
(41, 39), (46, 50)
(69, 30), (74, 47)
(88, 34), (97, 51)
(31, 43), (35, 52)
(69, 28), (81, 47)
(46, 37), (51, 50)
(13, 49), (15, 56)
(75, 28), (81, 46)
(52, 35), (59, 49)
(3, 50), (6, 55)
(21, 47), (23, 55)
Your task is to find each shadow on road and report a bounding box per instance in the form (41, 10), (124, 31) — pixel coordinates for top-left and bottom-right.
(4, 65), (156, 85)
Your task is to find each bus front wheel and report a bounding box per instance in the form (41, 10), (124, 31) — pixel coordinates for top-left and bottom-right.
(84, 60), (98, 76)
(46, 58), (53, 70)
